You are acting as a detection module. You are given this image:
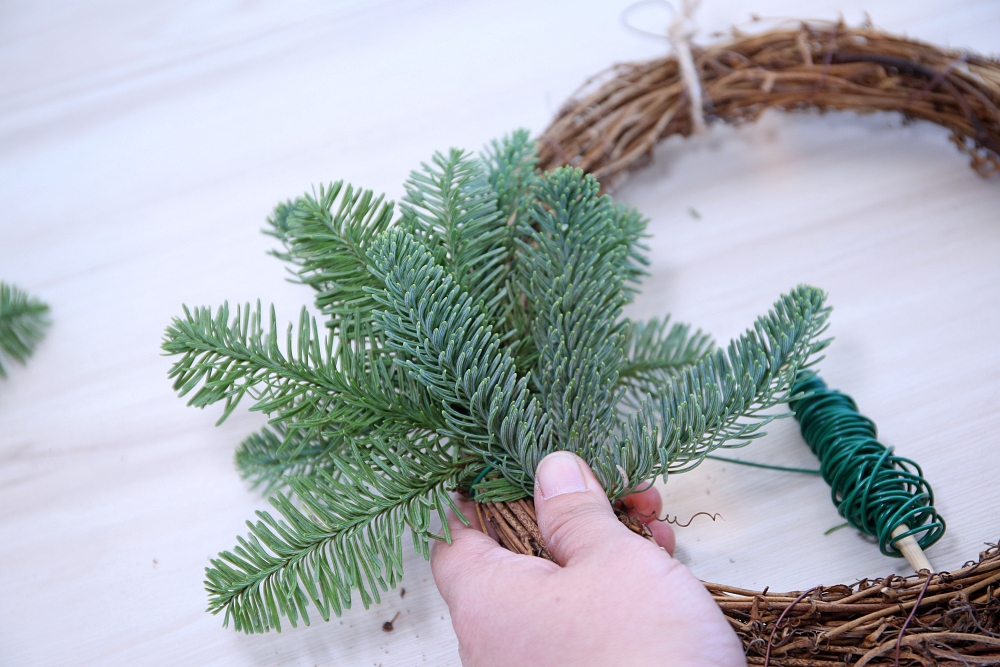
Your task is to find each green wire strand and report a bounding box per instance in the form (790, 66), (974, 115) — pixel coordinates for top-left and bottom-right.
(789, 373), (946, 558)
(469, 465), (493, 499)
(705, 454), (821, 476)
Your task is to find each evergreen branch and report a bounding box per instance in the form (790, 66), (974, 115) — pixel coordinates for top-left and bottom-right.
(611, 203), (650, 301)
(0, 282), (50, 377)
(263, 199), (298, 264)
(206, 435), (470, 633)
(603, 285), (831, 499)
(162, 302), (442, 437)
(480, 130), (543, 366)
(401, 149), (511, 324)
(470, 474), (535, 503)
(235, 424), (340, 494)
(366, 229), (551, 493)
(235, 420), (442, 495)
(480, 128), (539, 222)
(265, 182), (395, 331)
(619, 317), (714, 407)
(517, 167), (630, 456)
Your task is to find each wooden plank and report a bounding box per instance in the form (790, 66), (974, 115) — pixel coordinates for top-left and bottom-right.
(1, 1), (998, 665)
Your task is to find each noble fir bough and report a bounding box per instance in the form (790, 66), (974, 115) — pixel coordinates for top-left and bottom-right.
(162, 129), (831, 634)
(0, 282), (50, 377)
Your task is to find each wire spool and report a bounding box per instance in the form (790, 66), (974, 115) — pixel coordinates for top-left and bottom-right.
(790, 373), (945, 561)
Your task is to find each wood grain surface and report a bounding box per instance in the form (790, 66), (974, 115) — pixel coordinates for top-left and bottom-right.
(2, 1), (998, 665)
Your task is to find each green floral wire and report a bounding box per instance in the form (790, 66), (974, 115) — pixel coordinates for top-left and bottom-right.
(469, 465), (494, 499)
(705, 455), (822, 476)
(789, 373), (946, 557)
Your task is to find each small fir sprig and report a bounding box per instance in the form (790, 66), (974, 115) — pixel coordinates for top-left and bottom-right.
(163, 129), (831, 633)
(0, 282), (50, 376)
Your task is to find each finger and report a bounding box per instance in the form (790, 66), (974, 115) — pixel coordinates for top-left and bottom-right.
(533, 451), (639, 566)
(431, 506), (521, 604)
(450, 497), (484, 533)
(644, 518), (676, 555)
(621, 486), (676, 555)
(621, 484), (662, 518)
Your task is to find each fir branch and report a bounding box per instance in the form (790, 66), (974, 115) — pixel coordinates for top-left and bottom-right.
(206, 435), (470, 633)
(517, 167), (630, 457)
(266, 182), (395, 332)
(162, 301), (443, 437)
(263, 199), (298, 264)
(611, 203), (650, 301)
(401, 149), (511, 324)
(366, 229), (551, 493)
(165, 132), (841, 634)
(480, 128), (539, 223)
(607, 285), (831, 498)
(0, 282), (50, 377)
(235, 424), (340, 494)
(480, 130), (543, 365)
(619, 317), (714, 407)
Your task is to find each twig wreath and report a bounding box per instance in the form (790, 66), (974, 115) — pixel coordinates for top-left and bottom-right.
(537, 19), (1000, 181)
(528, 19), (1000, 666)
(161, 17), (1000, 667)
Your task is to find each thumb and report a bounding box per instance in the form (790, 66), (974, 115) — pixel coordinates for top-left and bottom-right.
(533, 451), (635, 566)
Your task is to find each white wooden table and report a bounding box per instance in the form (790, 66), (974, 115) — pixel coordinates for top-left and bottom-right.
(2, 1), (998, 665)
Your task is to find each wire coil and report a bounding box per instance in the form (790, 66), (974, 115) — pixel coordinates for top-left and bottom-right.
(790, 373), (946, 557)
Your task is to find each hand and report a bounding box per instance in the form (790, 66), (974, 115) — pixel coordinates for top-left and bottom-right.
(431, 451), (746, 667)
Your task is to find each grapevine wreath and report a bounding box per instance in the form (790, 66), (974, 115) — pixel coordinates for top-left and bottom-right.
(163, 19), (1000, 667)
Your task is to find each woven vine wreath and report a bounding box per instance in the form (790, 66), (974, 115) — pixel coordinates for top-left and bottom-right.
(525, 20), (1000, 666)
(162, 19), (1000, 667)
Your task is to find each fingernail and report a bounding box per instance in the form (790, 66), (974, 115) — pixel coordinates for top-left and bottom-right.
(537, 451), (588, 500)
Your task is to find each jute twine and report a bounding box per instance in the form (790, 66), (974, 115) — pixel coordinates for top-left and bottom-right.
(481, 21), (1000, 665)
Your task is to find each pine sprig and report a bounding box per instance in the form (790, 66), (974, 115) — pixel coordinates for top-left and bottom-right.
(480, 128), (539, 222)
(265, 182), (395, 332)
(0, 282), (50, 377)
(235, 424), (340, 493)
(616, 285), (831, 493)
(517, 168), (630, 456)
(164, 130), (834, 633)
(619, 317), (714, 407)
(206, 435), (471, 633)
(611, 203), (650, 301)
(366, 228), (551, 494)
(163, 301), (443, 438)
(480, 130), (543, 364)
(401, 148), (511, 324)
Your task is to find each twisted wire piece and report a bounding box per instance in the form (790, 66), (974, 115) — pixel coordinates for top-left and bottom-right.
(790, 373), (946, 557)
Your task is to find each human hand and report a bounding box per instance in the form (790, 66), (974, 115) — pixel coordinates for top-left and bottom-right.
(431, 451), (746, 667)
